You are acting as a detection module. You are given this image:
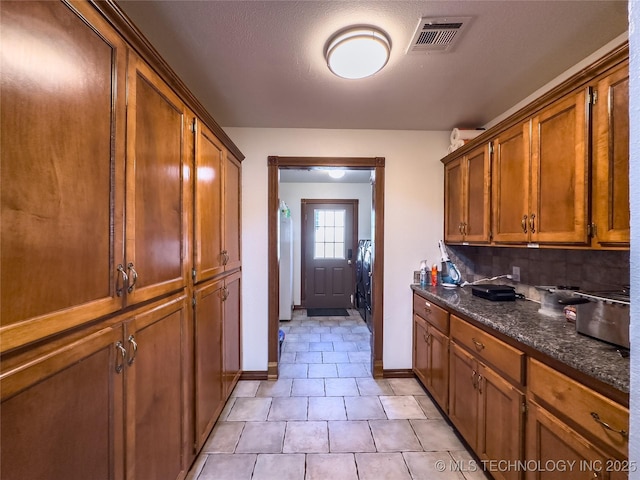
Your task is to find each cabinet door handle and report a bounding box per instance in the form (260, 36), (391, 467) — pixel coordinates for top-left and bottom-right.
(521, 215), (528, 233)
(127, 263), (138, 293)
(471, 369), (478, 389)
(463, 222), (468, 236)
(529, 213), (536, 234)
(590, 412), (628, 438)
(221, 250), (229, 266)
(127, 334), (138, 366)
(221, 286), (229, 301)
(115, 341), (127, 373)
(471, 338), (485, 351)
(459, 223), (464, 234)
(477, 374), (483, 394)
(116, 264), (128, 297)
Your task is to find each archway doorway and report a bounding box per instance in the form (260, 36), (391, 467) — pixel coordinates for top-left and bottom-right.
(267, 156), (385, 378)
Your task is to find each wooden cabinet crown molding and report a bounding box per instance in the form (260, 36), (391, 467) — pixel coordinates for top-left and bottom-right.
(440, 41), (629, 165)
(91, 0), (244, 162)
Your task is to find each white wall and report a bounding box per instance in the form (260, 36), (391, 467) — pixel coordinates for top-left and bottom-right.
(224, 127), (449, 371)
(628, 0), (638, 474)
(279, 181), (372, 306)
(485, 33), (628, 129)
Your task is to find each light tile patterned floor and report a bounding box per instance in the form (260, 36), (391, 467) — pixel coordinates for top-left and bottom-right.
(186, 309), (489, 480)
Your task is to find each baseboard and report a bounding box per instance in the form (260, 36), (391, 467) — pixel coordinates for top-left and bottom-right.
(239, 370), (268, 381)
(382, 368), (415, 378)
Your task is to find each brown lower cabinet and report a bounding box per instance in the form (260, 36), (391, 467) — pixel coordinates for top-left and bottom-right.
(448, 343), (525, 480)
(526, 400), (620, 480)
(1, 293), (189, 480)
(411, 292), (629, 480)
(194, 272), (242, 451)
(413, 314), (449, 412)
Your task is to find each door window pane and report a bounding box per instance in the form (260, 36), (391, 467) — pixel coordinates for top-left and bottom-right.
(314, 209), (346, 259)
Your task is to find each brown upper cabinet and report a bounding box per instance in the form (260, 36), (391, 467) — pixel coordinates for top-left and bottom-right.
(193, 121), (242, 284)
(125, 53), (190, 305)
(493, 90), (589, 246)
(442, 45), (628, 250)
(491, 122), (531, 243)
(591, 61), (630, 247)
(444, 144), (491, 244)
(0, 0), (128, 352)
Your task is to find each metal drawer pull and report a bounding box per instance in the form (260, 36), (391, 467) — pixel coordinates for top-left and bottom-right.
(521, 215), (528, 233)
(116, 264), (128, 297)
(471, 338), (485, 351)
(590, 412), (628, 438)
(127, 335), (138, 366)
(423, 301), (431, 315)
(115, 341), (127, 373)
(127, 263), (138, 293)
(529, 213), (536, 233)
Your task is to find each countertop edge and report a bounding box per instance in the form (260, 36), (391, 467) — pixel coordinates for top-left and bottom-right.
(411, 285), (630, 399)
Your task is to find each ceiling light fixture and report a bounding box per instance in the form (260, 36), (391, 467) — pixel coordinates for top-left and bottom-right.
(326, 27), (391, 79)
(327, 169), (346, 179)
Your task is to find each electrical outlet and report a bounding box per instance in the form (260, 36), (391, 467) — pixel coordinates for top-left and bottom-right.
(512, 266), (521, 282)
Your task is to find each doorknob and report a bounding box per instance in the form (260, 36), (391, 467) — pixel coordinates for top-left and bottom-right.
(347, 260), (352, 265)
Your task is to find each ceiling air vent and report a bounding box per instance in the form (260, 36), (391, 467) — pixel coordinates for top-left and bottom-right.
(408, 17), (472, 53)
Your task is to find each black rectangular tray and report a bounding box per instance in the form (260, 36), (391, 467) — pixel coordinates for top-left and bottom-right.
(471, 284), (516, 301)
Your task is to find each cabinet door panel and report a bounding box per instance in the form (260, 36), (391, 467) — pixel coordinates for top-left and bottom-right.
(526, 400), (609, 480)
(126, 55), (188, 304)
(223, 271), (242, 396)
(428, 325), (449, 413)
(465, 145), (491, 243)
(492, 123), (530, 243)
(194, 279), (225, 450)
(1, 327), (124, 480)
(413, 315), (429, 386)
(194, 121), (224, 282)
(126, 295), (187, 480)
(224, 152), (242, 271)
(448, 342), (479, 449)
(0, 0), (126, 351)
(478, 364), (524, 480)
(593, 63), (630, 245)
(444, 158), (464, 242)
(531, 90), (588, 244)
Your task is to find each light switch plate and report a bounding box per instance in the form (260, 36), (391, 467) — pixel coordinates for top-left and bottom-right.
(512, 266), (521, 282)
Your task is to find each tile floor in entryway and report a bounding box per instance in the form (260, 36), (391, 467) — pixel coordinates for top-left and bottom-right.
(186, 309), (489, 480)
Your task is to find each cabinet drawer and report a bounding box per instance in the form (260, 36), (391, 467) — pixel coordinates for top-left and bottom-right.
(413, 294), (449, 334)
(528, 358), (628, 458)
(450, 315), (524, 384)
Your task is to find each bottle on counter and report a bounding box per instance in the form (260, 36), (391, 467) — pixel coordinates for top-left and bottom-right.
(431, 264), (438, 286)
(419, 260), (427, 288)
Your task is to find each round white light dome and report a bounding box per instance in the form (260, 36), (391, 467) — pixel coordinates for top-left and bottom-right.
(326, 28), (390, 79)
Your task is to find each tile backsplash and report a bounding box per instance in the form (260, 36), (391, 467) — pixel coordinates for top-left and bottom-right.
(446, 245), (629, 300)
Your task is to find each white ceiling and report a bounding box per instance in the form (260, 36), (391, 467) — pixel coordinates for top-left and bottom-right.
(116, 1), (627, 132)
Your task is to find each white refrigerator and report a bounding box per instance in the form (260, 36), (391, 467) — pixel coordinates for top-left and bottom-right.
(279, 202), (293, 320)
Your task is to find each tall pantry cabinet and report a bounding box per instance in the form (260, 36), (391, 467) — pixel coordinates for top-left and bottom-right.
(0, 1), (243, 479)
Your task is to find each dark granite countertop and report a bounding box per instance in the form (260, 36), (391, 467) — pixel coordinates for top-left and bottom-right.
(411, 284), (630, 394)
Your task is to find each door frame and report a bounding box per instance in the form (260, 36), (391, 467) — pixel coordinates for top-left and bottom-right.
(300, 198), (359, 308)
(267, 156), (385, 378)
